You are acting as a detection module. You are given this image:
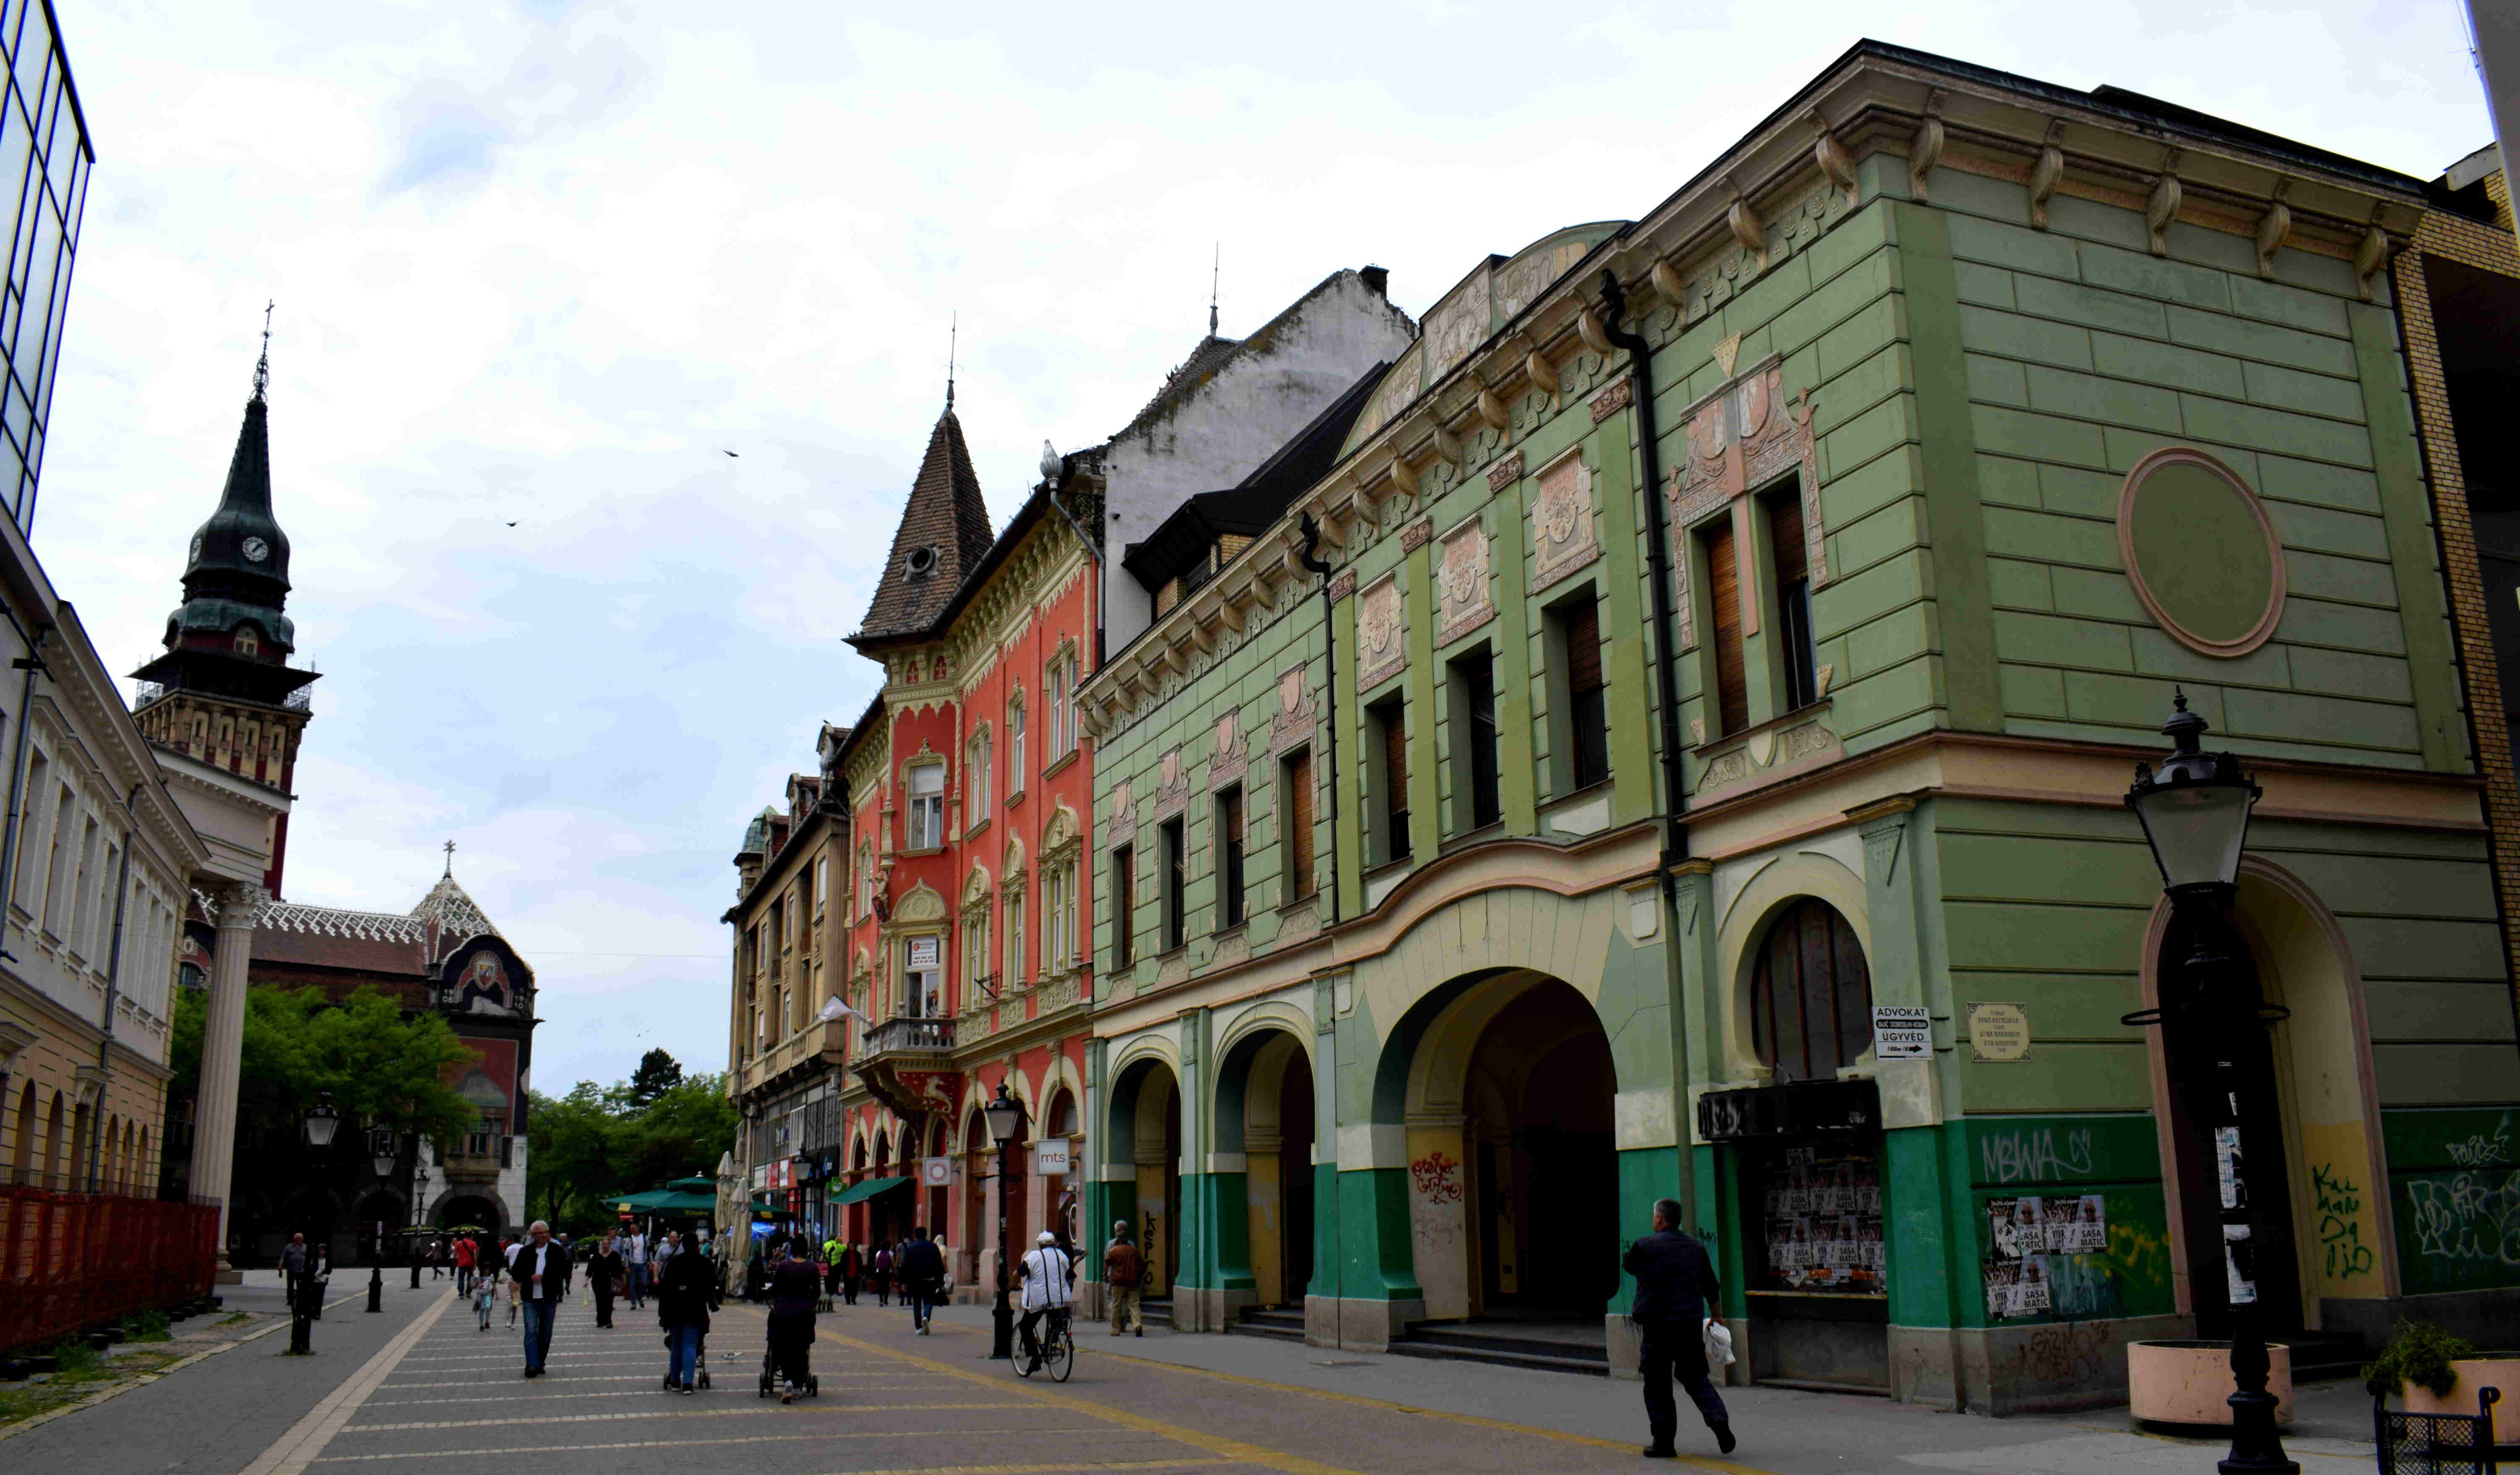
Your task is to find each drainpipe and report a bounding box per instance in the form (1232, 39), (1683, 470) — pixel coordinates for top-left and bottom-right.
(1298, 514), (1341, 925)
(0, 620), (51, 961)
(1597, 268), (1698, 1234)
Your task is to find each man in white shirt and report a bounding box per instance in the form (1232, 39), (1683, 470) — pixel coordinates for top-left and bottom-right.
(1016, 1230), (1075, 1367)
(622, 1229), (648, 1310)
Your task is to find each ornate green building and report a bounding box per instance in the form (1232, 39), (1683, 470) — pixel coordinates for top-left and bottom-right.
(1073, 42), (2520, 1411)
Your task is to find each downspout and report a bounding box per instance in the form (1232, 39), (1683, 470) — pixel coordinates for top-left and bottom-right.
(1597, 268), (1698, 1233)
(85, 781), (142, 1192)
(1298, 514), (1341, 925)
(0, 621), (51, 961)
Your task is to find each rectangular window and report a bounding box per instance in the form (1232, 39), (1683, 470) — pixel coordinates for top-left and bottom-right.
(814, 857), (828, 918)
(1769, 489), (1818, 712)
(1045, 860), (1075, 970)
(1449, 651), (1501, 832)
(1560, 598), (1610, 789)
(1051, 659), (1074, 756)
(1217, 786), (1245, 929)
(40, 782), (70, 934)
(1369, 696), (1410, 864)
(1005, 882), (1025, 986)
(907, 764), (944, 850)
(969, 732), (992, 823)
(963, 906), (990, 996)
(1705, 518), (1748, 737)
(11, 747), (44, 913)
(1110, 845), (1135, 968)
(904, 935), (941, 1018)
(1009, 704), (1027, 792)
(1281, 748), (1315, 900)
(1159, 816), (1186, 952)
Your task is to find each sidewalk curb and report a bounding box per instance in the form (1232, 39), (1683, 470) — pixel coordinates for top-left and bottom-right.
(0, 1286), (373, 1446)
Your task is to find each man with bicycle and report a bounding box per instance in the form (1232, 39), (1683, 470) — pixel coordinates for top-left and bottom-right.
(1016, 1230), (1076, 1370)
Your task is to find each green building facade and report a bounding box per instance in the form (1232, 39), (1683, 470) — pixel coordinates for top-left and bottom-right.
(1073, 43), (2520, 1412)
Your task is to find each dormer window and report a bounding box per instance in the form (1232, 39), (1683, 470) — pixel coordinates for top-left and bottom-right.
(905, 546), (939, 578)
(233, 629), (259, 657)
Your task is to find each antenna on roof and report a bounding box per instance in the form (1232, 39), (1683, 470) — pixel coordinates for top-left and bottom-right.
(253, 300), (273, 402)
(946, 312), (957, 410)
(1209, 243), (1220, 336)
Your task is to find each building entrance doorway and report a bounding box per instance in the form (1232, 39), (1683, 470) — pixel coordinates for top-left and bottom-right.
(1215, 1029), (1316, 1308)
(1107, 1057), (1181, 1296)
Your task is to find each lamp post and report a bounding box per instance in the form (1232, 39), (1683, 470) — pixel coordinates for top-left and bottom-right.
(2119, 694), (2295, 1475)
(409, 1136), (425, 1290)
(982, 1083), (1025, 1361)
(367, 1129), (396, 1314)
(292, 1094), (341, 1354)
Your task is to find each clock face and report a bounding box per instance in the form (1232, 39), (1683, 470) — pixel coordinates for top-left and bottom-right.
(242, 536), (269, 563)
(189, 534), (204, 564)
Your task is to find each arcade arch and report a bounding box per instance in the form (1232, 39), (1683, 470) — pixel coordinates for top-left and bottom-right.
(1213, 1026), (1316, 1308)
(1106, 1052), (1182, 1295)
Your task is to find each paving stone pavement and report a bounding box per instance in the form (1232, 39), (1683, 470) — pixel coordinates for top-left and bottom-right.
(7, 1278), (2389, 1475)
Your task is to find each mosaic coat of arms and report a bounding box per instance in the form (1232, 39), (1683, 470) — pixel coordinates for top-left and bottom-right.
(1434, 519), (1493, 648)
(1530, 450), (1599, 591)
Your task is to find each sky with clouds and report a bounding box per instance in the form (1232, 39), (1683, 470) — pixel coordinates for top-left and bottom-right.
(23, 0), (2494, 1094)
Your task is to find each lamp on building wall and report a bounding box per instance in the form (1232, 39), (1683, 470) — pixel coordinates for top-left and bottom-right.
(983, 1083), (1025, 1360)
(2120, 693), (2292, 1475)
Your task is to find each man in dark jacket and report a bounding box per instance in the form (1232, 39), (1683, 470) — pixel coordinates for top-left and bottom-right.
(586, 1231), (627, 1329)
(898, 1227), (947, 1334)
(507, 1221), (573, 1378)
(654, 1239), (713, 1394)
(1622, 1197), (1734, 1459)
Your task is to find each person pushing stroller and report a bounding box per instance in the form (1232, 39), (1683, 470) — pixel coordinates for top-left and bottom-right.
(764, 1244), (823, 1402)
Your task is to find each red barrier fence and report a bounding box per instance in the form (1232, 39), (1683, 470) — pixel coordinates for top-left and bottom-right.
(0, 1185), (219, 1354)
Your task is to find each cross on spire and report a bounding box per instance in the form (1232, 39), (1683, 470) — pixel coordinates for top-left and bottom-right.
(1209, 244), (1220, 336)
(443, 838), (456, 877)
(253, 300), (273, 402)
(945, 312), (957, 410)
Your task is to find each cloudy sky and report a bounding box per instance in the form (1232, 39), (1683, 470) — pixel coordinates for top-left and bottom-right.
(28, 0), (2493, 1093)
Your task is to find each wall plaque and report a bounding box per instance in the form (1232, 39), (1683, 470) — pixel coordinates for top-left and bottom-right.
(1966, 1002), (2032, 1062)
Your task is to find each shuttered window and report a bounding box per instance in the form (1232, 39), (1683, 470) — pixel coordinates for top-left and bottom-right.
(1282, 749), (1315, 899)
(1706, 520), (1748, 736)
(1769, 487), (1818, 711)
(1750, 898), (1874, 1081)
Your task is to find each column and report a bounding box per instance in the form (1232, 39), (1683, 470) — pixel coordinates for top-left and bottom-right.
(188, 881), (262, 1278)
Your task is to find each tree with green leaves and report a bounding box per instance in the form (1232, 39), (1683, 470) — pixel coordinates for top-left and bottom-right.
(524, 1066), (737, 1232)
(627, 1048), (684, 1108)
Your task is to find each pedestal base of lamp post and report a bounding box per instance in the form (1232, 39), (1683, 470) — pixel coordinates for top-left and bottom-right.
(286, 1313), (312, 1354)
(366, 1269), (383, 1314)
(989, 1289), (1013, 1360)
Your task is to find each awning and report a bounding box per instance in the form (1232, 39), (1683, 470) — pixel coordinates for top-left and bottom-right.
(824, 1174), (912, 1207)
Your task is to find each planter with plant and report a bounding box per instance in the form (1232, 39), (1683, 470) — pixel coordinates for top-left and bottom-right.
(2364, 1319), (2520, 1445)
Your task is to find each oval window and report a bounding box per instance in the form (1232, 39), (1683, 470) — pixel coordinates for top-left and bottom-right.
(2116, 448), (2286, 658)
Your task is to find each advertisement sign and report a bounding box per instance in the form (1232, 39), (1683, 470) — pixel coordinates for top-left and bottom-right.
(1870, 1006), (1930, 1061)
(1036, 1139), (1072, 1177)
(908, 937), (940, 970)
(921, 1155), (952, 1187)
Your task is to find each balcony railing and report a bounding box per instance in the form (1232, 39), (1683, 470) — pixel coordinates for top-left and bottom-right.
(860, 1015), (955, 1057)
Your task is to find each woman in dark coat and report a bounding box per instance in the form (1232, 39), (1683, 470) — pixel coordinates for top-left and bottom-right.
(655, 1238), (713, 1394)
(837, 1242), (863, 1305)
(765, 1246), (822, 1401)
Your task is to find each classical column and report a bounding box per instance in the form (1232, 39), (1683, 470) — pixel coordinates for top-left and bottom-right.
(188, 881), (263, 1278)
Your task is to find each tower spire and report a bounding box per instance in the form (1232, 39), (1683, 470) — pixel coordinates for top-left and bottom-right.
(253, 299), (272, 403)
(1209, 244), (1220, 336)
(946, 312), (956, 410)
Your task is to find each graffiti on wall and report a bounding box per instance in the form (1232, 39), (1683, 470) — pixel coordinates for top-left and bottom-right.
(2446, 1113), (2512, 1169)
(2313, 1162), (2376, 1282)
(2406, 1170), (2520, 1270)
(1979, 1126), (2094, 1186)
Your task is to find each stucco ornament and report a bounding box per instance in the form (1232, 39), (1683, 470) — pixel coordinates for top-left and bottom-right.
(1357, 575), (1406, 691)
(1434, 518), (1494, 647)
(1669, 357), (1825, 648)
(1209, 708), (1245, 790)
(1531, 448), (1600, 591)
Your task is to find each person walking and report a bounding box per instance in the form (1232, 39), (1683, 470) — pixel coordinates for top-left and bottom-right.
(822, 1231), (843, 1300)
(869, 1241), (893, 1307)
(1623, 1197), (1735, 1459)
(899, 1227), (946, 1335)
(507, 1220), (573, 1378)
(279, 1232), (307, 1310)
(655, 1231), (713, 1395)
(837, 1241), (862, 1305)
(1016, 1231), (1075, 1369)
(471, 1261), (499, 1330)
(454, 1233), (478, 1296)
(304, 1243), (332, 1320)
(765, 1245), (822, 1402)
(1102, 1221), (1144, 1337)
(587, 1231), (626, 1329)
(621, 1227), (648, 1311)
(429, 1236), (446, 1280)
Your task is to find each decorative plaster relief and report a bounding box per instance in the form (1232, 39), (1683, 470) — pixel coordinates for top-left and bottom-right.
(1696, 748), (1754, 798)
(1107, 778), (1135, 849)
(1269, 665), (1316, 751)
(2116, 446), (2285, 658)
(1356, 574), (1407, 692)
(1423, 273), (1494, 381)
(1486, 449), (1524, 493)
(1327, 569), (1357, 603)
(1433, 516), (1494, 648)
(1399, 517), (1433, 554)
(1153, 747), (1189, 820)
(1532, 444), (1593, 592)
(1208, 709), (1245, 791)
(1589, 375), (1633, 424)
(1668, 357), (1825, 649)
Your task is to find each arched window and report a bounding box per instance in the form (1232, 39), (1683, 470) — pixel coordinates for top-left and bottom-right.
(1045, 1090), (1076, 1139)
(1749, 898), (1872, 1081)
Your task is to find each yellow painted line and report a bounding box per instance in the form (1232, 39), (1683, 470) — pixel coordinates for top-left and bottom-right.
(362, 1381), (943, 1406)
(306, 1427), (1117, 1462)
(812, 1322), (1358, 1475)
(342, 1402), (1018, 1432)
(916, 1314), (1763, 1475)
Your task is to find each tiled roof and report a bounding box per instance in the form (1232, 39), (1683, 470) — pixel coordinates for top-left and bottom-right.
(259, 901), (428, 945)
(853, 407), (995, 646)
(412, 875), (500, 943)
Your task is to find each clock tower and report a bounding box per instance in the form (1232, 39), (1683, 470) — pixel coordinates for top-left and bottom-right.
(131, 341), (317, 896)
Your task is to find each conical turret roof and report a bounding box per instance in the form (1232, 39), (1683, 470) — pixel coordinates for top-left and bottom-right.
(184, 390), (292, 596)
(851, 403), (995, 648)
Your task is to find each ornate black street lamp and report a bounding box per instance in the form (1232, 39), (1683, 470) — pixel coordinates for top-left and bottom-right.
(367, 1128), (396, 1314)
(408, 1137), (425, 1290)
(291, 1093), (341, 1354)
(2120, 694), (2294, 1475)
(983, 1083), (1025, 1361)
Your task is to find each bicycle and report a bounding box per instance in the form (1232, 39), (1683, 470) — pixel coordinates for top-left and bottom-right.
(1015, 1306), (1074, 1383)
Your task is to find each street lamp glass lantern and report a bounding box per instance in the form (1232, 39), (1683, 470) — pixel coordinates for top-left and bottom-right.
(303, 1092), (341, 1149)
(370, 1129), (397, 1181)
(983, 1083), (1022, 1146)
(2126, 694), (2259, 894)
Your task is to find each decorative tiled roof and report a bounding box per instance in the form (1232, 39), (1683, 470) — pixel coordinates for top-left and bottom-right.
(851, 405), (996, 647)
(412, 874), (500, 943)
(257, 900), (429, 945)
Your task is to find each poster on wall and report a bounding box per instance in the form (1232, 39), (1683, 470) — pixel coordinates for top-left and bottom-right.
(908, 937), (941, 970)
(1983, 1193), (2108, 1317)
(1754, 1144), (1885, 1293)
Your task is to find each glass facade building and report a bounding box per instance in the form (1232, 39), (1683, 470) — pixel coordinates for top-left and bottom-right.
(0, 0), (84, 533)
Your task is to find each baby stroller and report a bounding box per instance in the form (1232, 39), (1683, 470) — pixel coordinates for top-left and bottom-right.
(659, 1329), (713, 1391)
(757, 1334), (818, 1399)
